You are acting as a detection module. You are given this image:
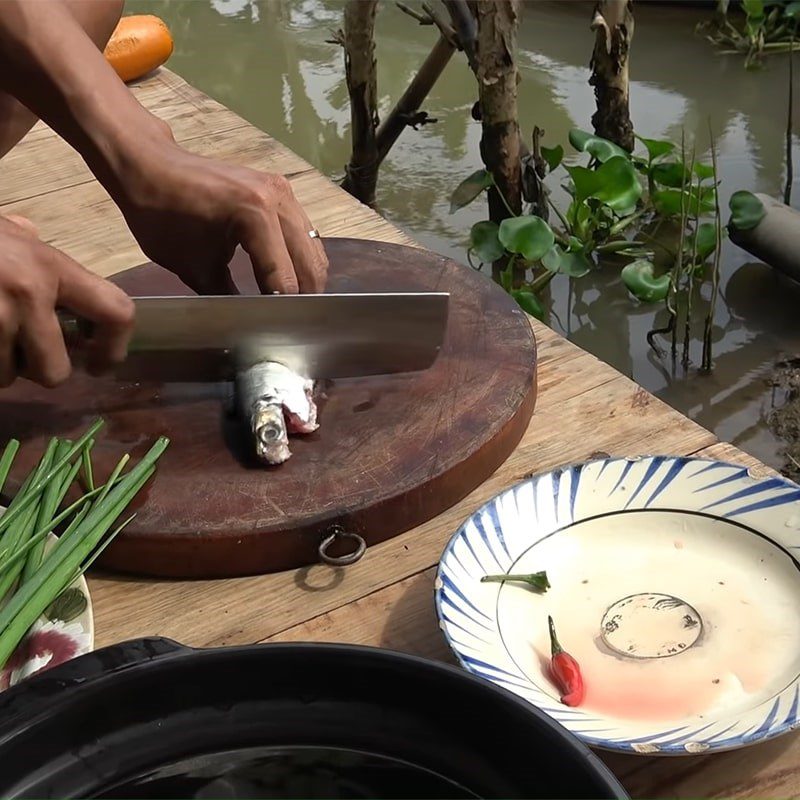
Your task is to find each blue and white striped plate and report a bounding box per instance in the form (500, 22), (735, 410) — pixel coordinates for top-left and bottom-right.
(434, 455), (800, 755)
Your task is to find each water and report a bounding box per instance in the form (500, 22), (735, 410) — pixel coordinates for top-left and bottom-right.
(126, 0), (800, 471)
(95, 745), (478, 798)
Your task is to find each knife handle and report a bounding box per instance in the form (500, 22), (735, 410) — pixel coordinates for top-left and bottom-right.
(56, 310), (94, 347)
(13, 311), (94, 376)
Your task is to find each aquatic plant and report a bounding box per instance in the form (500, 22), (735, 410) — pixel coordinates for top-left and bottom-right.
(699, 0), (800, 69)
(450, 127), (762, 371)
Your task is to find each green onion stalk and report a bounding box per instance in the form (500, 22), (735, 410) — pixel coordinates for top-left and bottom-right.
(0, 420), (169, 672)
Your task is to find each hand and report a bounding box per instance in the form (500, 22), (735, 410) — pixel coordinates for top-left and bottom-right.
(113, 128), (329, 296)
(0, 214), (134, 388)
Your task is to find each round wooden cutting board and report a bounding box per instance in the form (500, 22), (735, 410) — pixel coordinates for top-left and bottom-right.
(0, 238), (537, 578)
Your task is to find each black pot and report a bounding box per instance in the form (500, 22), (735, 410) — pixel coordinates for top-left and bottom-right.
(0, 638), (627, 799)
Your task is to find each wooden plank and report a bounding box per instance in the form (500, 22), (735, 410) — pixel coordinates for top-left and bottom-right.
(0, 71), (251, 204)
(1, 131), (409, 277)
(88, 353), (715, 649)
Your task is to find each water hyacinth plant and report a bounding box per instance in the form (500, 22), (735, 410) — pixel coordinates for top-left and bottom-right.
(451, 126), (764, 370)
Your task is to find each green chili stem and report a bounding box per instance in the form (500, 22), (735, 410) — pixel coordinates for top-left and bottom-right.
(481, 571), (550, 592)
(548, 615), (564, 656)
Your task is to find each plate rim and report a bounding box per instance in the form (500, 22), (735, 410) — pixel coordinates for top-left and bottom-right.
(434, 453), (800, 756)
(0, 509), (95, 689)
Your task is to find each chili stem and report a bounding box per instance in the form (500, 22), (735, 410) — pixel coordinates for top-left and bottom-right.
(548, 614), (564, 656)
(481, 571), (550, 592)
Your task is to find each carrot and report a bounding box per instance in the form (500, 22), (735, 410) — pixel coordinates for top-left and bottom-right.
(104, 15), (174, 84)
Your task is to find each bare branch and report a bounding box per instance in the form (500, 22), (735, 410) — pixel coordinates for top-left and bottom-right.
(422, 2), (459, 47)
(396, 2), (432, 25)
(441, 0), (478, 72)
(376, 33), (456, 163)
(325, 28), (345, 47)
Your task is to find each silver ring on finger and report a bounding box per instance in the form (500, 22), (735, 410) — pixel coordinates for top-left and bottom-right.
(308, 228), (320, 239)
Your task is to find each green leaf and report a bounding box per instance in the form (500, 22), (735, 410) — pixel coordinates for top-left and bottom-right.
(542, 246), (592, 277)
(542, 246), (561, 273)
(568, 128), (630, 163)
(500, 263), (513, 292)
(560, 251), (593, 278)
(470, 221), (505, 263)
(591, 156), (643, 212)
(743, 0), (765, 19)
(621, 259), (671, 303)
(565, 156), (642, 212)
(511, 289), (544, 320)
(652, 186), (714, 217)
(785, 1), (800, 17)
(728, 190), (766, 231)
(636, 135), (675, 162)
(696, 185), (717, 213)
(450, 169), (493, 213)
(567, 236), (584, 252)
(693, 161), (715, 180)
(695, 222), (718, 260)
(540, 144), (564, 173)
(564, 165), (601, 204)
(45, 587), (87, 624)
(498, 216), (555, 261)
(651, 161), (691, 188)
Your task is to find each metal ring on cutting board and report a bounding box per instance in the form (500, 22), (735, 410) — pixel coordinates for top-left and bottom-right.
(318, 526), (366, 566)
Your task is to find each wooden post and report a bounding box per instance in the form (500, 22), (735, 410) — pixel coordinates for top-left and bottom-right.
(589, 0), (635, 152)
(340, 0), (380, 206)
(475, 0), (522, 226)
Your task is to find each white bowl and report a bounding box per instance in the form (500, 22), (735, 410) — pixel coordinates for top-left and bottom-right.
(435, 455), (800, 755)
(0, 521), (94, 691)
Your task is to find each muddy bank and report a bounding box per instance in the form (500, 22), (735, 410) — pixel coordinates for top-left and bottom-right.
(767, 359), (800, 482)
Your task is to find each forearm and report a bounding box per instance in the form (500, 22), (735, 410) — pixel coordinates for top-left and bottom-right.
(0, 0), (162, 197)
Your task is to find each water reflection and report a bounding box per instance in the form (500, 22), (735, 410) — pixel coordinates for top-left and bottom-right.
(127, 0), (800, 469)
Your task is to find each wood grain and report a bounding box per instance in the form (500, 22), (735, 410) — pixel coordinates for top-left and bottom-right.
(5, 66), (790, 799)
(0, 239), (538, 577)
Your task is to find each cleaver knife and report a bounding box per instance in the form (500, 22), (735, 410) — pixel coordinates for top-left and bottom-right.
(55, 292), (450, 383)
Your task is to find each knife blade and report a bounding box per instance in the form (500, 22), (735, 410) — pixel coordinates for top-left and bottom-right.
(56, 292), (450, 382)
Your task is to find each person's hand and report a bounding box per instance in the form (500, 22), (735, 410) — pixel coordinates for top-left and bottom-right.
(0, 214), (134, 388)
(111, 126), (329, 296)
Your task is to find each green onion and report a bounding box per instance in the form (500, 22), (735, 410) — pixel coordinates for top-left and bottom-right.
(81, 441), (94, 492)
(0, 441), (58, 603)
(0, 418), (103, 537)
(0, 439), (20, 495)
(23, 440), (76, 584)
(0, 422), (168, 672)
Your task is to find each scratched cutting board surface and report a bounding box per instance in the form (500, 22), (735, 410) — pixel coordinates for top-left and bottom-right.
(0, 238), (537, 578)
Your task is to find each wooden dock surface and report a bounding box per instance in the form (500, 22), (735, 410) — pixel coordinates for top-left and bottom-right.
(0, 68), (793, 799)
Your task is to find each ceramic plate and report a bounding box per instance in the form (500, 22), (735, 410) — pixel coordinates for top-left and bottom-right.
(0, 528), (94, 691)
(435, 455), (800, 755)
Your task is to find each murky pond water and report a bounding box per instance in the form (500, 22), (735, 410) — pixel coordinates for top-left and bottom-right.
(129, 0), (800, 471)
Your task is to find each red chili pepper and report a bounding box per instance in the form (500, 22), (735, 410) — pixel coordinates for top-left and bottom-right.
(547, 615), (585, 707)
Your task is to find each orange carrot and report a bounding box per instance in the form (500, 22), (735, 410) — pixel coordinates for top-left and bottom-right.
(104, 15), (174, 84)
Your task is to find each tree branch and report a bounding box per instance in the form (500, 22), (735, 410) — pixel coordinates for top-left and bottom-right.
(376, 33), (455, 164)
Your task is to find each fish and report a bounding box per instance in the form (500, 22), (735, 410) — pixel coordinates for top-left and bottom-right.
(236, 361), (319, 465)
